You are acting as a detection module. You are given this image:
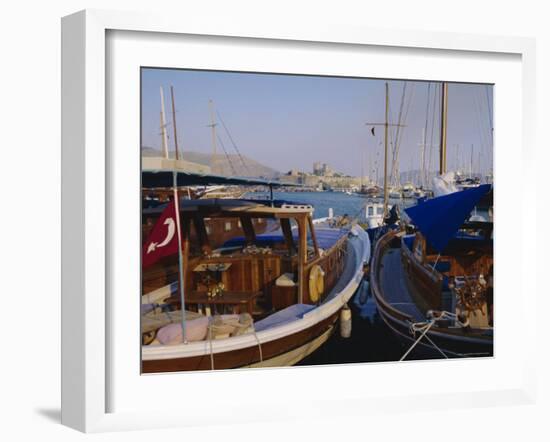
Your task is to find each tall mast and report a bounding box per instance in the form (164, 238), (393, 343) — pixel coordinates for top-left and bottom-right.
(384, 82), (389, 217)
(160, 87), (170, 159)
(169, 86), (186, 343)
(376, 149), (380, 186)
(478, 151), (482, 179)
(420, 128), (426, 188)
(360, 148), (364, 188)
(439, 82), (448, 175)
(170, 86), (180, 161)
(365, 82), (405, 217)
(208, 99), (218, 174)
(470, 144), (474, 179)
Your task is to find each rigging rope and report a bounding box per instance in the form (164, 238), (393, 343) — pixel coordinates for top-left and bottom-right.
(427, 83), (439, 179)
(216, 110), (252, 176)
(216, 133), (238, 176)
(389, 83), (407, 187)
(388, 82), (415, 188)
(485, 85), (494, 147)
(422, 83), (432, 187)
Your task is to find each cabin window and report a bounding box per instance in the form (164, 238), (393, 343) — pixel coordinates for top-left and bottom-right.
(377, 207), (384, 215)
(205, 225), (212, 235)
(367, 207), (374, 216)
(237, 220), (242, 228)
(224, 221), (232, 232)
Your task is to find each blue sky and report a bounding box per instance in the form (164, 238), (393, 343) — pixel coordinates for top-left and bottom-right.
(141, 68), (493, 178)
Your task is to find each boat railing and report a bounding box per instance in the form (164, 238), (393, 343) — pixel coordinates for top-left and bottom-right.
(400, 241), (443, 286)
(302, 234), (348, 304)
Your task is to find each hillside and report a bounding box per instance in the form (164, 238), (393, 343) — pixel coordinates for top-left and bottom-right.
(141, 147), (280, 179)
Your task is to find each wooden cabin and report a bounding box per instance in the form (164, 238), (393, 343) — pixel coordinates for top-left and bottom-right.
(150, 199), (349, 318)
(142, 204), (271, 293)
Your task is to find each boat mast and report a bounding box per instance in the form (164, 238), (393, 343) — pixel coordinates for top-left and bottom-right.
(170, 85), (180, 161)
(420, 128), (426, 189)
(360, 148), (364, 189)
(383, 83), (389, 216)
(160, 86), (169, 159)
(365, 82), (404, 217)
(168, 86), (187, 343)
(171, 169), (187, 343)
(470, 144), (474, 179)
(208, 99), (218, 174)
(439, 82), (448, 175)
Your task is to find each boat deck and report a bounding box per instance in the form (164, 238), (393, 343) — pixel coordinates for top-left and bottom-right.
(256, 231), (361, 332)
(379, 248), (425, 322)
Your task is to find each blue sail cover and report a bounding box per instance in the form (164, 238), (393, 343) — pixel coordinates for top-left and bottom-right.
(404, 184), (491, 253)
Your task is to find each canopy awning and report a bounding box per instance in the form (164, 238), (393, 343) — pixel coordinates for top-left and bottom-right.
(142, 170), (300, 189)
(404, 184), (492, 253)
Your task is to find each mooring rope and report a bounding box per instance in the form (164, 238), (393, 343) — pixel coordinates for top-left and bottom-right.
(400, 310), (468, 361)
(252, 329), (264, 363)
(400, 319), (437, 361)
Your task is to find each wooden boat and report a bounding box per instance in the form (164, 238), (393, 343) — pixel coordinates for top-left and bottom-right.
(141, 199), (370, 372)
(370, 185), (493, 358)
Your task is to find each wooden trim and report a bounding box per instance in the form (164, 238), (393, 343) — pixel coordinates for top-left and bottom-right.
(297, 217), (307, 304)
(280, 218), (295, 254)
(307, 216), (320, 258)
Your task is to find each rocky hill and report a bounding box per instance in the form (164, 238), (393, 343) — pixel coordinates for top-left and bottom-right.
(141, 147), (280, 179)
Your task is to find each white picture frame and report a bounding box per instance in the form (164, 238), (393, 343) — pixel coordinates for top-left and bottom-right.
(61, 9), (537, 433)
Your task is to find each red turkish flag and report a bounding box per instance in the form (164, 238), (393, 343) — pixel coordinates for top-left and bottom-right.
(142, 200), (182, 268)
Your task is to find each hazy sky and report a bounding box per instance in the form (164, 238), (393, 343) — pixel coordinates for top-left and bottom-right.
(141, 68), (493, 178)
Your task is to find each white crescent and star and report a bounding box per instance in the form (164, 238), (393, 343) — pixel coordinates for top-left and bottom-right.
(146, 218), (176, 254)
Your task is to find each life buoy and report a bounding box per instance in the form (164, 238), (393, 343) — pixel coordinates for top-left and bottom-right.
(309, 265), (326, 303)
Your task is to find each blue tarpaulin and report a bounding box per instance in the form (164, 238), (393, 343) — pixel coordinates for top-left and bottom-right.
(404, 184), (491, 253)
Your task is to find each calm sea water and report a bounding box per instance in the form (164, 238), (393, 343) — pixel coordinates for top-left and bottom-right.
(248, 190), (384, 221)
(246, 190), (425, 365)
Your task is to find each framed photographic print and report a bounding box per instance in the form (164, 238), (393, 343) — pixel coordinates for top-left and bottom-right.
(61, 9), (537, 432)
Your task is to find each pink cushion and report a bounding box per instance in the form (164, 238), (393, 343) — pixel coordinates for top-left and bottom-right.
(157, 317), (209, 344)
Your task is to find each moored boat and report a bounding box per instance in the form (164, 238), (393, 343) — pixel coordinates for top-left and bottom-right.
(141, 198), (370, 372)
(364, 199), (385, 229)
(402, 182), (415, 199)
(370, 185), (493, 358)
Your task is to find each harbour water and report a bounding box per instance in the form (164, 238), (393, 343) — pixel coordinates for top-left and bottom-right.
(249, 190), (399, 221)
